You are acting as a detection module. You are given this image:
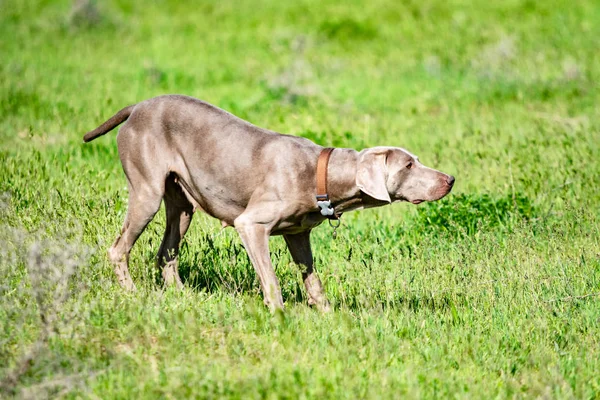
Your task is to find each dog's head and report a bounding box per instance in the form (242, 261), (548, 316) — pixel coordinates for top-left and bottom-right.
(356, 147), (454, 204)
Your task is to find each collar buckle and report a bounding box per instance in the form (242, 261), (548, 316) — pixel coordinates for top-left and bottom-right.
(316, 195), (334, 217)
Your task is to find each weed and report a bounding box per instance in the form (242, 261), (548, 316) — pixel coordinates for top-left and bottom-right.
(319, 18), (378, 42)
(414, 193), (537, 237)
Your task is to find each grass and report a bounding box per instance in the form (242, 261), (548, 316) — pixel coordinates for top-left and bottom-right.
(1, 0), (599, 398)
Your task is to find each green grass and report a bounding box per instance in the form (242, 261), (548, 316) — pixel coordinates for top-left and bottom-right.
(1, 0), (600, 398)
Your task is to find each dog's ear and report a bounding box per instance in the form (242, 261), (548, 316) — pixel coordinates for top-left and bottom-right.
(356, 148), (392, 203)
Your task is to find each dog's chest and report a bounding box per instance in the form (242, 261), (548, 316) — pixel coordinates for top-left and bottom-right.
(270, 212), (325, 235)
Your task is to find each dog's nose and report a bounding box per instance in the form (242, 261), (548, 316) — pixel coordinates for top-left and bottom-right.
(446, 175), (455, 186)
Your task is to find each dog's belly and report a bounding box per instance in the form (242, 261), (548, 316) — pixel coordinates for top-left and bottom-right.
(176, 170), (323, 235)
(175, 175), (245, 225)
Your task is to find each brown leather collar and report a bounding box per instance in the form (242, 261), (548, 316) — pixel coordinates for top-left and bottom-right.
(316, 147), (339, 219)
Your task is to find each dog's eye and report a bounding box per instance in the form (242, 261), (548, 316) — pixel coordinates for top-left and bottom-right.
(406, 162), (413, 170)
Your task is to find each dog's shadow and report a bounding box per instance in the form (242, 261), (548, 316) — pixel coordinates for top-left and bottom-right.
(173, 258), (306, 306)
(170, 259), (459, 315)
(335, 291), (468, 315)
(152, 235), (457, 313)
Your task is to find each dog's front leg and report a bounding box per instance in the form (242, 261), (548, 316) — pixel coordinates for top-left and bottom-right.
(235, 216), (284, 311)
(284, 231), (331, 312)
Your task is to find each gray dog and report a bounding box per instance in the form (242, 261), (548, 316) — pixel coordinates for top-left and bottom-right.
(84, 95), (454, 311)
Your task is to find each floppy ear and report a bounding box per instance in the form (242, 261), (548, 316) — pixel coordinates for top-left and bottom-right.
(356, 148), (391, 203)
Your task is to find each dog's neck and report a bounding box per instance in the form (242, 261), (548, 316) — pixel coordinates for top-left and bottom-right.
(325, 149), (388, 213)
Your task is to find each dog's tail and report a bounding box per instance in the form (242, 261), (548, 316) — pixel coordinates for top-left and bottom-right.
(83, 105), (136, 143)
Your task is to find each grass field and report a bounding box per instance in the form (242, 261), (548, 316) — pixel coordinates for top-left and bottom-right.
(1, 0), (600, 398)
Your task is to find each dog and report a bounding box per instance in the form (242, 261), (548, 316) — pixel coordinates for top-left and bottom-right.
(84, 95), (455, 311)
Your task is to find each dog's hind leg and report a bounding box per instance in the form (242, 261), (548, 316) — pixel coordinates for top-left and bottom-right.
(156, 174), (194, 288)
(108, 182), (163, 291)
(108, 128), (165, 291)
